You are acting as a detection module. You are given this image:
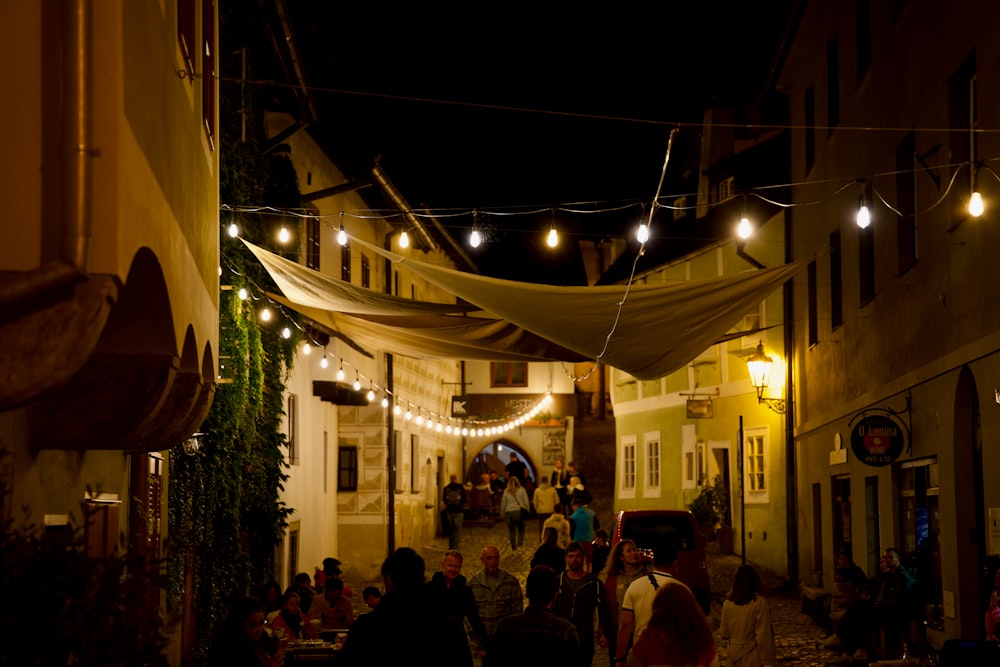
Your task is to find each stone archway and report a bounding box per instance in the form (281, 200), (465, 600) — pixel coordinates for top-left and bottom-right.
(466, 439), (539, 485)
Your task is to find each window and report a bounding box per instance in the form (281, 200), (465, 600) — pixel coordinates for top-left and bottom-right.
(306, 217), (320, 270)
(681, 425), (697, 490)
(827, 39), (840, 131)
(338, 446), (358, 491)
(830, 230), (843, 328)
(286, 522), (300, 588)
(341, 240), (351, 282)
(490, 362), (528, 387)
(898, 458), (942, 628)
(858, 224), (874, 305)
(855, 0), (871, 83)
(672, 196), (687, 222)
(807, 260), (818, 346)
(620, 435), (637, 498)
(361, 255), (370, 288)
(717, 177), (734, 204)
(393, 430), (404, 493)
(804, 88), (816, 172)
(201, 0), (216, 150)
(744, 428), (768, 503)
(643, 432), (661, 497)
(410, 435), (421, 493)
(287, 394), (299, 465)
(177, 0), (196, 75)
(895, 132), (916, 273)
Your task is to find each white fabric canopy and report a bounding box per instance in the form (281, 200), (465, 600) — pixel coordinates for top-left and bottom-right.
(244, 240), (807, 381)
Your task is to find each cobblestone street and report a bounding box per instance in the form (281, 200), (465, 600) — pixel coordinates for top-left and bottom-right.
(350, 519), (855, 666)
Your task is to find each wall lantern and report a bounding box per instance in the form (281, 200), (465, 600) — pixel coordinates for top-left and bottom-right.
(746, 341), (786, 414)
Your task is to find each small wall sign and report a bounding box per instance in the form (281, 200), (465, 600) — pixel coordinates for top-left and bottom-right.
(850, 414), (906, 466)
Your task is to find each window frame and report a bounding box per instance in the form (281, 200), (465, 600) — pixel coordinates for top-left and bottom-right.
(337, 446), (358, 491)
(620, 435), (637, 499)
(744, 427), (769, 503)
(490, 362), (528, 388)
(643, 431), (661, 497)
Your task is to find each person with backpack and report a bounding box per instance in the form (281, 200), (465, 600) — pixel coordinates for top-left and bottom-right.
(442, 474), (467, 550)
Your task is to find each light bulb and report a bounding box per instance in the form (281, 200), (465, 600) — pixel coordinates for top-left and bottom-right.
(393, 403), (401, 415)
(436, 422), (443, 432)
(461, 427), (468, 436)
(405, 408), (412, 421)
(320, 355), (329, 369)
(636, 223), (649, 244)
(415, 413), (424, 426)
(227, 222), (239, 238)
(381, 396), (389, 409)
(353, 375), (362, 391)
(259, 308), (271, 322)
(278, 226), (290, 244)
(969, 191), (985, 217)
(281, 327), (291, 339)
(546, 226), (558, 248)
(399, 231), (410, 248)
(238, 288), (248, 301)
(367, 387), (376, 402)
(336, 365), (345, 381)
(337, 225), (348, 246)
(737, 216), (752, 239)
(302, 343), (312, 355)
(856, 204), (871, 229)
(470, 229), (481, 248)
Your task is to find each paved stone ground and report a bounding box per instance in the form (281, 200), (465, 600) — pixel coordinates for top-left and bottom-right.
(349, 519), (863, 666)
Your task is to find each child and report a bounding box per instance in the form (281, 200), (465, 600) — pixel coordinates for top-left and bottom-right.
(591, 529), (611, 575)
(362, 586), (381, 610)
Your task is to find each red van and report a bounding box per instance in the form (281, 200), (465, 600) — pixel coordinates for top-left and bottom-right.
(611, 509), (711, 613)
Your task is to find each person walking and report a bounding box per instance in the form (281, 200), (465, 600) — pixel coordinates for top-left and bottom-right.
(605, 539), (650, 636)
(443, 474), (467, 550)
(615, 539), (685, 664)
(625, 583), (720, 667)
(426, 549), (491, 657)
(551, 458), (571, 506)
(719, 565), (776, 667)
(554, 543), (616, 667)
(531, 526), (566, 573)
(543, 503), (572, 550)
(532, 475), (559, 538)
(339, 547), (471, 667)
(500, 476), (531, 551)
(469, 545), (524, 655)
(568, 497), (597, 566)
(485, 566), (581, 667)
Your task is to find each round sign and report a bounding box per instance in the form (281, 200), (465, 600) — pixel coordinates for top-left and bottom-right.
(850, 414), (905, 466)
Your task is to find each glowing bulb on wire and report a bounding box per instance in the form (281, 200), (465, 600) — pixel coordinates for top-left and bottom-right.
(353, 374), (362, 391)
(302, 343), (312, 355)
(969, 191), (984, 217)
(320, 355), (328, 369)
(278, 226), (290, 244)
(238, 288), (248, 301)
(336, 363), (345, 382)
(399, 231), (410, 248)
(636, 223), (649, 244)
(856, 204), (871, 229)
(281, 327), (291, 339)
(381, 396), (389, 409)
(227, 222), (239, 238)
(546, 226), (558, 248)
(470, 229), (481, 248)
(367, 386), (376, 402)
(259, 308), (271, 322)
(737, 216), (752, 239)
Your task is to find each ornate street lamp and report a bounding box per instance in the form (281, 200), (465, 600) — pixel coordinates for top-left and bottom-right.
(746, 341), (786, 414)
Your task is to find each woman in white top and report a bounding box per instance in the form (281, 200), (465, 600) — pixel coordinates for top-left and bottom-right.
(719, 565), (776, 667)
(500, 476), (530, 550)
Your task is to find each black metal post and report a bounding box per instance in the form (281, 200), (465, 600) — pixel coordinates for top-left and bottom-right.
(738, 414), (746, 565)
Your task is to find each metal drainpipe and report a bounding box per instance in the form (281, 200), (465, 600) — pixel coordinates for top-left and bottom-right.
(0, 0), (93, 312)
(783, 206), (799, 585)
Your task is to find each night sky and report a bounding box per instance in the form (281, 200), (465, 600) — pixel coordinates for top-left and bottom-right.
(271, 2), (795, 283)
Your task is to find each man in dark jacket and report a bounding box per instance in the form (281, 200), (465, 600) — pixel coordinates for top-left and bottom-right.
(487, 566), (581, 667)
(554, 542), (615, 667)
(426, 550), (490, 653)
(443, 475), (467, 550)
(339, 547), (471, 667)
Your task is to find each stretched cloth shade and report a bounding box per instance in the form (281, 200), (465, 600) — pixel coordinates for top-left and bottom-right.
(244, 239), (808, 381)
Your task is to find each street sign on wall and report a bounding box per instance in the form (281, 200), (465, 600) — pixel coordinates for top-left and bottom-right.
(850, 414), (906, 466)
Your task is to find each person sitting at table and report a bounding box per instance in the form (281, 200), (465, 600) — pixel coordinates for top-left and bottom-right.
(309, 576), (354, 630)
(270, 591), (319, 640)
(208, 596), (285, 667)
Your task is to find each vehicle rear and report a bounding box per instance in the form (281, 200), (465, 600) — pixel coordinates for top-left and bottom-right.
(611, 509), (711, 613)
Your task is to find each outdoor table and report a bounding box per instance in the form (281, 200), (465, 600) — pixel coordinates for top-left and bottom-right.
(285, 640), (342, 664)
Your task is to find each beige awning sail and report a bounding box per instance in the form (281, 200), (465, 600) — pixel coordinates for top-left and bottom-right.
(244, 239), (807, 381)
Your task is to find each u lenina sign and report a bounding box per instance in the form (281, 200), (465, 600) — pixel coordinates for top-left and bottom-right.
(850, 414), (906, 466)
